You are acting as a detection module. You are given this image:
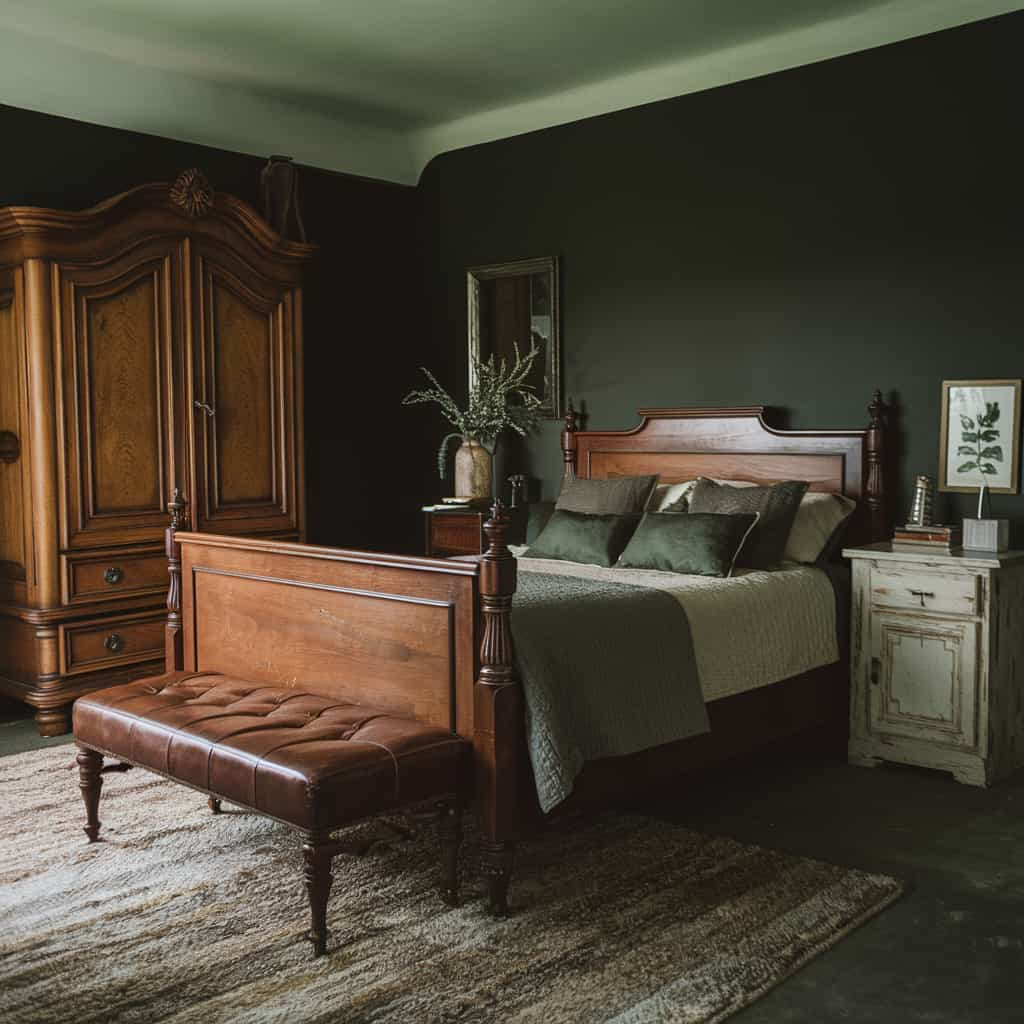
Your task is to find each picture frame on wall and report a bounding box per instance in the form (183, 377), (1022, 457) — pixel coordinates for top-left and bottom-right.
(467, 257), (561, 419)
(939, 379), (1022, 494)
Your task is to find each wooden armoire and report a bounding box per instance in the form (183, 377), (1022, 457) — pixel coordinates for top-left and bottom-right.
(0, 171), (314, 734)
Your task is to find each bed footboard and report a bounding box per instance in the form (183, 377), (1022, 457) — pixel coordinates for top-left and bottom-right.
(164, 498), (524, 912)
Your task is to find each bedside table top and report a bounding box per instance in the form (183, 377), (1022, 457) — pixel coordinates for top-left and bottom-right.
(843, 541), (1024, 568)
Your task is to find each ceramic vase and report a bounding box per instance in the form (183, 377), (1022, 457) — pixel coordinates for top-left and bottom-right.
(454, 438), (492, 499)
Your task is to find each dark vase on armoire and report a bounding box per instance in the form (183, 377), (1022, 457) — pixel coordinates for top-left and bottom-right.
(0, 170), (316, 734)
(260, 155), (307, 243)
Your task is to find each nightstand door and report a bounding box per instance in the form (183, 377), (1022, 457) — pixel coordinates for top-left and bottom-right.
(869, 611), (979, 750)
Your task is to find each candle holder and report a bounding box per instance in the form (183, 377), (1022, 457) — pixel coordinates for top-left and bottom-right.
(907, 475), (935, 527)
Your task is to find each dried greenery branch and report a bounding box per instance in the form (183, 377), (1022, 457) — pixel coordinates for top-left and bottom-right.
(403, 342), (543, 478)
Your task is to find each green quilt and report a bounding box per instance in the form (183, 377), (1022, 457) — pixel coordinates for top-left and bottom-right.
(512, 571), (710, 812)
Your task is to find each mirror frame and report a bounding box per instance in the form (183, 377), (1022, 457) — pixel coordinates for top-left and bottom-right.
(467, 256), (561, 419)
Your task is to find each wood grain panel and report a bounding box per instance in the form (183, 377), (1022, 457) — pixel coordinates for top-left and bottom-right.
(193, 570), (455, 729)
(0, 284), (26, 586)
(211, 280), (274, 504)
(178, 533), (481, 737)
(57, 241), (182, 548)
(587, 450), (845, 492)
(86, 275), (161, 512)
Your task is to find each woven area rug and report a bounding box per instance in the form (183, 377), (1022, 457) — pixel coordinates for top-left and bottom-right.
(0, 746), (902, 1024)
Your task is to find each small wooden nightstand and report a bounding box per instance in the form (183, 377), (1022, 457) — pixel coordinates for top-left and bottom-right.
(845, 542), (1024, 786)
(424, 506), (526, 557)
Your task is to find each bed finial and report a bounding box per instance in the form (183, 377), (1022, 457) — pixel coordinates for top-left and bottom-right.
(165, 488), (189, 671)
(476, 499), (520, 917)
(865, 390), (888, 542)
(561, 399), (578, 480)
(479, 500), (515, 687)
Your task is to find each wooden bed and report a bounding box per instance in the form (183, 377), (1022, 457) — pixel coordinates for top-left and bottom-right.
(164, 391), (889, 914)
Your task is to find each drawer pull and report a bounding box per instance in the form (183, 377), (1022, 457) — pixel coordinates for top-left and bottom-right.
(103, 633), (124, 653)
(908, 589), (935, 607)
(104, 567), (124, 585)
(870, 657), (881, 686)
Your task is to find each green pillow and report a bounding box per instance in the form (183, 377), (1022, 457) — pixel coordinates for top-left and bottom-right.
(525, 501), (555, 544)
(555, 474), (659, 515)
(686, 479), (809, 569)
(525, 510), (641, 567)
(617, 512), (759, 577)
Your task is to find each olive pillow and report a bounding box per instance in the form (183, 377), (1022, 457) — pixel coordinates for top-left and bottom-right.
(555, 474), (659, 516)
(617, 512), (759, 577)
(524, 509), (641, 567)
(686, 478), (809, 569)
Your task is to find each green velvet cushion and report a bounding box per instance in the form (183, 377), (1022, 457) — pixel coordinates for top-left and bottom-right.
(617, 512), (759, 577)
(555, 474), (659, 515)
(525, 509), (641, 567)
(525, 501), (556, 544)
(686, 478), (809, 569)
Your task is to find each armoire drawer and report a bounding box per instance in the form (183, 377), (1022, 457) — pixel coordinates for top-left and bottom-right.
(870, 567), (979, 617)
(62, 547), (168, 606)
(59, 611), (165, 676)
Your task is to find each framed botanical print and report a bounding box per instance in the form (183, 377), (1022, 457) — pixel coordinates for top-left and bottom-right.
(939, 379), (1022, 493)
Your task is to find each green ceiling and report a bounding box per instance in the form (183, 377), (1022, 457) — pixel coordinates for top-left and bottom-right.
(1, 0), (1020, 183)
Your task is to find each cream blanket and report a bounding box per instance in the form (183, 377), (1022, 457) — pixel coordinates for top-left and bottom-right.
(511, 551), (839, 702)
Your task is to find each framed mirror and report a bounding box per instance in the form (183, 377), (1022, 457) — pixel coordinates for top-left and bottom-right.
(467, 257), (560, 419)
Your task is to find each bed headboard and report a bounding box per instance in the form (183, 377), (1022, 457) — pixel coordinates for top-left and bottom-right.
(560, 391), (889, 543)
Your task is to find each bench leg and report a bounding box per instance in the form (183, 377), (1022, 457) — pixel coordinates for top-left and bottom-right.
(208, 797), (222, 815)
(437, 801), (463, 906)
(302, 831), (334, 956)
(481, 840), (515, 917)
(77, 747), (104, 843)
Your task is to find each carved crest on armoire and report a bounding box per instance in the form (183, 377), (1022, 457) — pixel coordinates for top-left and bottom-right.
(0, 172), (315, 734)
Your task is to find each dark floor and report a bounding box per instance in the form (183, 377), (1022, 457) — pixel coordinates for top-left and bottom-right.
(652, 758), (1024, 1023)
(3, 696), (1022, 1022)
(0, 698), (73, 757)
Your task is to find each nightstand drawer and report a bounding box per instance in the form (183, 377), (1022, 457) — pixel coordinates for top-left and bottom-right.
(430, 516), (483, 556)
(870, 567), (979, 617)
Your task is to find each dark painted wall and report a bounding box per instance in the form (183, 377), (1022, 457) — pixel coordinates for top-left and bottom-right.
(0, 103), (420, 552)
(418, 13), (1024, 537)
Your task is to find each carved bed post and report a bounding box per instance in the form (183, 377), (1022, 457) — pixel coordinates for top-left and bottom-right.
(474, 499), (521, 916)
(165, 488), (187, 672)
(865, 390), (888, 542)
(561, 400), (578, 480)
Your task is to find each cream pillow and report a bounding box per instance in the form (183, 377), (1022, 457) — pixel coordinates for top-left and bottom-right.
(784, 492), (856, 563)
(651, 480), (698, 511)
(651, 477), (757, 512)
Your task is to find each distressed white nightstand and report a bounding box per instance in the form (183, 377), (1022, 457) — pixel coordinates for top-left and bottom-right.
(844, 542), (1024, 787)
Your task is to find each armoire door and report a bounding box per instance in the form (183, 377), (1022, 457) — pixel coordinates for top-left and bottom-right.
(189, 243), (300, 537)
(0, 268), (30, 603)
(56, 240), (185, 550)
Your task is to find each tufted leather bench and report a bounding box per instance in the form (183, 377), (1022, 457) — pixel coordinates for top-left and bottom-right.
(73, 671), (470, 956)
